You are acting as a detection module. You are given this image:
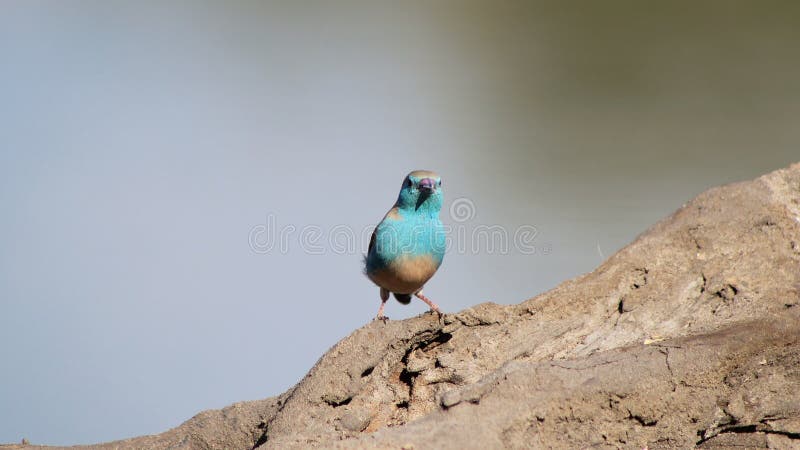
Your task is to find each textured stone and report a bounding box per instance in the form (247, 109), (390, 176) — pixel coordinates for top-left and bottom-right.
(6, 163), (800, 449)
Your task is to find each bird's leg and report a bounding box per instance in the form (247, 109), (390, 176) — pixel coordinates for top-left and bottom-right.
(375, 288), (390, 321)
(414, 290), (442, 316)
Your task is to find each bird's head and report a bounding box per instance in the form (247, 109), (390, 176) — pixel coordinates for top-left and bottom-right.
(395, 170), (443, 215)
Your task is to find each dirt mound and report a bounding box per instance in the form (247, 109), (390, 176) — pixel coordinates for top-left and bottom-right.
(9, 163), (800, 449)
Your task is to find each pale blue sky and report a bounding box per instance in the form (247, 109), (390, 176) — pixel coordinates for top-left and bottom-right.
(1, 1), (799, 445)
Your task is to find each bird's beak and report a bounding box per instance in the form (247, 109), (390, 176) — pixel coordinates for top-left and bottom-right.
(419, 178), (436, 193)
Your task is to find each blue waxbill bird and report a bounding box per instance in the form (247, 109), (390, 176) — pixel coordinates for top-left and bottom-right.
(365, 170), (446, 320)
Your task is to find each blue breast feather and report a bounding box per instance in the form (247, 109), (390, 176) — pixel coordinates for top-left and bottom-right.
(366, 209), (445, 274)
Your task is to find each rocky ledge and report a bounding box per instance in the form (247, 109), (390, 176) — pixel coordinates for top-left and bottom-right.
(7, 163), (800, 449)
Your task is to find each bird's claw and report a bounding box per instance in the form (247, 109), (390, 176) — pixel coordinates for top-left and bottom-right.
(375, 315), (389, 323)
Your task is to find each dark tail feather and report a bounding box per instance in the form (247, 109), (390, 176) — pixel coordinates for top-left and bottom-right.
(393, 293), (412, 304)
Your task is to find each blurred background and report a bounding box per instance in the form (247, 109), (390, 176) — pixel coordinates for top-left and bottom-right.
(1, 0), (798, 445)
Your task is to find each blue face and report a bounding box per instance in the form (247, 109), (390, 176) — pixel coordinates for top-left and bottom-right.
(396, 173), (443, 214)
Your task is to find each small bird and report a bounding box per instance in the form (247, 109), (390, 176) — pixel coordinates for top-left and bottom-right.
(365, 170), (446, 320)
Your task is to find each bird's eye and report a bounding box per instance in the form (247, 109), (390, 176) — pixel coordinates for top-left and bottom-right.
(406, 179), (413, 188)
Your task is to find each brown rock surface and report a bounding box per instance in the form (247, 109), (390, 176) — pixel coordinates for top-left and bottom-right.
(6, 163), (800, 449)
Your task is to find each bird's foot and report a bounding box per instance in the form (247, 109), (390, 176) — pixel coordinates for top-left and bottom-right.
(415, 292), (443, 317)
(425, 307), (443, 317)
(375, 297), (389, 322)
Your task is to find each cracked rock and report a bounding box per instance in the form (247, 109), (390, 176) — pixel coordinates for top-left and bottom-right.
(14, 165), (800, 450)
